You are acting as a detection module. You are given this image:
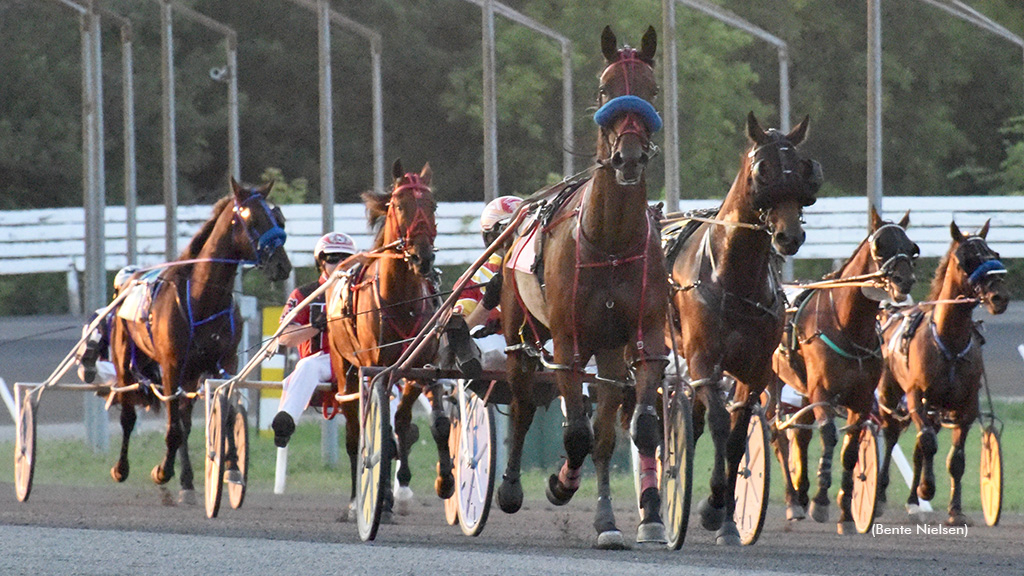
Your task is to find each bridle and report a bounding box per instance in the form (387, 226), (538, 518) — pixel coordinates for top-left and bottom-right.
(233, 190), (287, 269)
(593, 49), (661, 169)
(956, 236), (1006, 299)
(867, 223), (918, 296)
(382, 174), (437, 265)
(746, 133), (820, 238)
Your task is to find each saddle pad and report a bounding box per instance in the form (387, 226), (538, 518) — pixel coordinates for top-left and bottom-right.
(116, 281), (153, 323)
(508, 224), (541, 275)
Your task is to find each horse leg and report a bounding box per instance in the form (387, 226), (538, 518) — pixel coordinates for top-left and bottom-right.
(834, 411), (864, 535)
(545, 349), (591, 507)
(876, 416), (900, 518)
(392, 381), (422, 514)
(497, 351), (537, 514)
(773, 409), (812, 521)
(590, 378), (626, 549)
(426, 380), (455, 500)
(177, 397), (197, 505)
(694, 381), (730, 532)
(342, 371), (359, 521)
(111, 400), (136, 482)
(945, 422), (971, 526)
(808, 406), (836, 523)
(631, 354), (667, 545)
(152, 395), (182, 486)
(714, 393), (754, 546)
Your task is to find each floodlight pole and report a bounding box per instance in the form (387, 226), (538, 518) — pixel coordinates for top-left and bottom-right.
(668, 0), (790, 212)
(867, 0), (883, 222)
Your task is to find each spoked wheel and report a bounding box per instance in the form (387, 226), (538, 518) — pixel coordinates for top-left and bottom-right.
(14, 394), (37, 502)
(980, 425), (1002, 527)
(456, 386), (495, 537)
(356, 375), (392, 542)
(227, 399), (249, 510)
(443, 401), (461, 526)
(734, 407), (770, 545)
(663, 390), (694, 550)
(851, 424), (879, 534)
(204, 390), (228, 519)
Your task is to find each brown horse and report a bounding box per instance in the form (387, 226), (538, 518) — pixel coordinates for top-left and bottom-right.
(666, 112), (819, 545)
(495, 26), (670, 548)
(109, 179), (292, 502)
(877, 221), (1009, 525)
(327, 160), (448, 518)
(772, 208), (917, 533)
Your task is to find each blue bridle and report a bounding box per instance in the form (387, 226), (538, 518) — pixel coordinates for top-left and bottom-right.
(234, 192), (287, 268)
(968, 258), (1006, 286)
(593, 95), (662, 133)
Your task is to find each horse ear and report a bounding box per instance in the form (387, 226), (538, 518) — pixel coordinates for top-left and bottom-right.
(639, 26), (657, 63)
(392, 159), (404, 182)
(419, 163), (432, 187)
(601, 26), (618, 62)
(950, 221), (965, 243)
(869, 204), (883, 231)
(897, 209), (911, 229)
(786, 115), (810, 146)
(746, 111), (768, 145)
(978, 218), (991, 239)
(257, 180), (275, 199)
(230, 176), (242, 195)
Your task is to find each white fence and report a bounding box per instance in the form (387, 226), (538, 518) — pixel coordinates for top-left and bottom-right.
(0, 196), (1022, 276)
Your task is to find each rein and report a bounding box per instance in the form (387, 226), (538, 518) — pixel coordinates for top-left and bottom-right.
(661, 212), (767, 231)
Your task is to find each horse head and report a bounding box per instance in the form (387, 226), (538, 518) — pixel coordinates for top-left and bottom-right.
(364, 159), (437, 277)
(230, 177), (292, 281)
(951, 220), (1009, 314)
(745, 112), (821, 255)
(594, 26), (661, 186)
(866, 208), (918, 302)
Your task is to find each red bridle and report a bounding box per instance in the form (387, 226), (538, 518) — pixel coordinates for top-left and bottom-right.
(386, 173), (437, 249)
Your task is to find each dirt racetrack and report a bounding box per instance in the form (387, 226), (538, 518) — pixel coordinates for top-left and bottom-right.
(0, 482), (1020, 576)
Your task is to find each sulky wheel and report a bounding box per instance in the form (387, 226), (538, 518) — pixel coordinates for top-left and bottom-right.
(356, 375), (392, 542)
(204, 389), (227, 519)
(851, 424), (879, 534)
(734, 406), (770, 545)
(227, 399), (249, 510)
(456, 387), (495, 537)
(662, 389), (694, 550)
(444, 401), (461, 526)
(14, 394), (37, 503)
(980, 425), (1002, 527)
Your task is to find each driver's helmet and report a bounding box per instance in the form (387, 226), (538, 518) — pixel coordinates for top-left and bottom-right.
(314, 232), (358, 261)
(480, 196), (523, 233)
(113, 265), (140, 291)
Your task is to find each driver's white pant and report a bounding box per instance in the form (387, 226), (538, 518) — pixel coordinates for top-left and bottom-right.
(277, 351), (333, 421)
(474, 333), (507, 371)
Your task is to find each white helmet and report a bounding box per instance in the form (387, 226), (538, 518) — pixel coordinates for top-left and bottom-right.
(113, 265), (140, 290)
(480, 196), (523, 232)
(314, 232), (358, 260)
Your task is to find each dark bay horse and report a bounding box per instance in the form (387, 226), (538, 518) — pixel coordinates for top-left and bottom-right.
(772, 208), (917, 532)
(327, 160), (448, 518)
(109, 179), (292, 502)
(496, 26), (670, 548)
(666, 112), (820, 545)
(877, 221), (1009, 525)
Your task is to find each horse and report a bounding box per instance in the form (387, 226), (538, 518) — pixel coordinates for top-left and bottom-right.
(495, 26), (670, 548)
(877, 220), (1009, 526)
(665, 111), (820, 545)
(327, 160), (448, 518)
(108, 178), (292, 502)
(771, 208), (917, 533)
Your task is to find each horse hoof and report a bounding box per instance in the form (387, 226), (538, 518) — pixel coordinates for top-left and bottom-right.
(497, 478), (523, 514)
(545, 473), (577, 506)
(786, 504), (806, 521)
(715, 521), (741, 546)
(337, 499), (356, 523)
(808, 499), (830, 523)
(917, 483), (936, 502)
(697, 497), (725, 531)
(150, 465), (172, 486)
(178, 489), (197, 506)
(946, 513), (972, 527)
(595, 530), (627, 550)
(111, 464), (129, 483)
(379, 508), (395, 525)
(837, 521), (856, 535)
(636, 522), (667, 545)
(394, 485), (415, 516)
(906, 503), (929, 523)
(875, 498), (887, 518)
(435, 473), (455, 500)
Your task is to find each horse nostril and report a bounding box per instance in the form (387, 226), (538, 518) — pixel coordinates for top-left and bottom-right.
(800, 230), (806, 243)
(774, 231), (788, 246)
(639, 152), (650, 166)
(611, 151), (624, 169)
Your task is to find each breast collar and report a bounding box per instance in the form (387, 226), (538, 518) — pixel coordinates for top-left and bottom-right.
(689, 225), (784, 318)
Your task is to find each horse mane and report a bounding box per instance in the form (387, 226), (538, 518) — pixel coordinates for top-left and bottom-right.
(179, 195), (233, 260)
(823, 236), (870, 280)
(361, 189), (390, 248)
(928, 240), (956, 301)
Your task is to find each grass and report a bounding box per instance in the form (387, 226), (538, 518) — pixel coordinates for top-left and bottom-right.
(3, 400), (1021, 517)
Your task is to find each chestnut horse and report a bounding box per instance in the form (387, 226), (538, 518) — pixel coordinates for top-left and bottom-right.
(327, 160), (448, 518)
(496, 26), (669, 548)
(109, 179), (292, 502)
(772, 208), (917, 533)
(877, 221), (1009, 525)
(666, 112), (820, 545)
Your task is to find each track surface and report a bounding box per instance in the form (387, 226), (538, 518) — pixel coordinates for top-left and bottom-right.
(1, 483), (1021, 576)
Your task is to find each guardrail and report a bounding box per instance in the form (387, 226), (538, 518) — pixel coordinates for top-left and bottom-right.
(0, 196), (1021, 276)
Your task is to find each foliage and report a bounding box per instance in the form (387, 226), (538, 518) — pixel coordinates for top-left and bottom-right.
(259, 167), (309, 204)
